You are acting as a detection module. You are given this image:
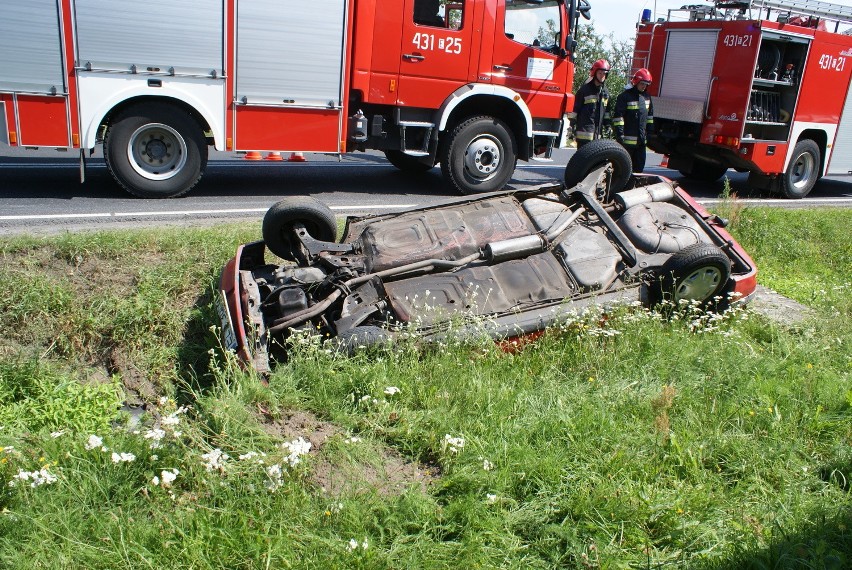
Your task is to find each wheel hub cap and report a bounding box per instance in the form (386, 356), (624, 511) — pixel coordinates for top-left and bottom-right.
(791, 153), (815, 190)
(127, 123), (188, 181)
(675, 267), (722, 302)
(465, 137), (502, 180)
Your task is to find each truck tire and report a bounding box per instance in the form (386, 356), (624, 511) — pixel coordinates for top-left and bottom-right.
(564, 139), (632, 202)
(653, 243), (731, 306)
(440, 116), (517, 195)
(678, 160), (728, 182)
(384, 150), (434, 173)
(104, 104), (207, 198)
(262, 196), (337, 261)
(780, 139), (820, 199)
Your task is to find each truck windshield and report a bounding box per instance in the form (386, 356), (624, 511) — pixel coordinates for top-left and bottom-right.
(505, 0), (562, 50)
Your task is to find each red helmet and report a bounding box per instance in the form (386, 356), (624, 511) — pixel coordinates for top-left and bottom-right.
(632, 68), (653, 85)
(589, 59), (611, 77)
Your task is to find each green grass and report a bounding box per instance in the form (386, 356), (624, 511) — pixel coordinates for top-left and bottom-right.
(0, 209), (849, 569)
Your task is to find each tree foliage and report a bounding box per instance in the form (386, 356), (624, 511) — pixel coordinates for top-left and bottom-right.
(572, 20), (635, 102)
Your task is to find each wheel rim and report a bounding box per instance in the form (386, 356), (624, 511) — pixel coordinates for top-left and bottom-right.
(674, 266), (723, 302)
(789, 151), (815, 191)
(464, 135), (502, 181)
(127, 123), (187, 181)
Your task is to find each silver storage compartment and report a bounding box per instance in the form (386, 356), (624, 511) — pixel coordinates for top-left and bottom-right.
(236, 0), (347, 107)
(0, 0), (65, 94)
(74, 0), (224, 76)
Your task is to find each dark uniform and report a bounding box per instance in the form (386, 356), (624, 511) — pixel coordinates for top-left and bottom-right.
(612, 85), (654, 172)
(572, 80), (610, 148)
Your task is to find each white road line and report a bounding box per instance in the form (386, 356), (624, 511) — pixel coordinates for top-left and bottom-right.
(0, 205), (417, 221)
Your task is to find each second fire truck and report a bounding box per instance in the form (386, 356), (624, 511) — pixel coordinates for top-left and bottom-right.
(1, 0), (591, 198)
(633, 0), (852, 197)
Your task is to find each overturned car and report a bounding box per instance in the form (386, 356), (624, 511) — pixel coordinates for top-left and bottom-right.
(218, 141), (757, 372)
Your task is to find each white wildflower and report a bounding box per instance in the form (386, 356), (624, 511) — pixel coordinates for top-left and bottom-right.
(111, 452), (136, 464)
(265, 463), (284, 491)
(201, 448), (230, 473)
(444, 434), (465, 453)
(50, 430), (66, 439)
(282, 437), (311, 468)
(84, 434), (106, 451)
(238, 451), (259, 461)
(384, 386), (400, 396)
(486, 493), (498, 504)
(152, 468), (179, 488)
(344, 436), (362, 444)
(10, 467), (58, 488)
(345, 538), (369, 552)
(144, 428), (166, 449)
(482, 459), (495, 471)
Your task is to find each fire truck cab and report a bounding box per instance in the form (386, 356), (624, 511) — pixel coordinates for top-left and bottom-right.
(633, 0), (852, 198)
(1, 0), (587, 198)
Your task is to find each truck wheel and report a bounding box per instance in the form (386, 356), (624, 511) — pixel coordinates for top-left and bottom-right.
(653, 243), (731, 306)
(440, 116), (517, 195)
(262, 196), (337, 261)
(678, 161), (728, 182)
(384, 150), (434, 172)
(104, 104), (207, 198)
(564, 139), (632, 201)
(780, 139), (820, 198)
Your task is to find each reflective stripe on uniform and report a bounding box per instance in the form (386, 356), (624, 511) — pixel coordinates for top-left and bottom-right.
(646, 117), (654, 124)
(575, 131), (595, 140)
(622, 136), (638, 145)
(584, 95), (598, 104)
(612, 118), (624, 126)
(627, 102), (639, 110)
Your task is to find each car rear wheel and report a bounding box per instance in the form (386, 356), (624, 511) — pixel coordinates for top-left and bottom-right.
(262, 197), (337, 261)
(780, 139), (820, 198)
(441, 116), (517, 195)
(104, 104), (207, 198)
(654, 243), (732, 306)
(384, 150), (434, 172)
(564, 139), (632, 202)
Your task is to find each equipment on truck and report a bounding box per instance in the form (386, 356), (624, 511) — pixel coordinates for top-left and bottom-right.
(1, 0), (591, 198)
(632, 0), (852, 197)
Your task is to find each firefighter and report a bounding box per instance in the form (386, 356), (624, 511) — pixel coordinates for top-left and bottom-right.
(571, 59), (611, 148)
(612, 68), (655, 173)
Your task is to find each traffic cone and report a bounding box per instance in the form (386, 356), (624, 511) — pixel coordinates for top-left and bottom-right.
(244, 151), (263, 160)
(660, 155), (669, 168)
(287, 152), (306, 162)
(265, 151), (284, 161)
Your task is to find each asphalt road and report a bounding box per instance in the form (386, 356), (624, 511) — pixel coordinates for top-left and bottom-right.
(1, 146), (851, 235)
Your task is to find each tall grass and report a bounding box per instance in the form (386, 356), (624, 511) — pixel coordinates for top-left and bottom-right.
(0, 209), (849, 568)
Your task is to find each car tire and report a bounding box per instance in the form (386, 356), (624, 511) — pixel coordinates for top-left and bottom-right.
(678, 160), (728, 182)
(104, 103), (207, 198)
(654, 243), (732, 306)
(440, 116), (517, 195)
(564, 139), (632, 201)
(780, 139), (820, 198)
(384, 150), (434, 172)
(334, 326), (391, 355)
(262, 197), (337, 261)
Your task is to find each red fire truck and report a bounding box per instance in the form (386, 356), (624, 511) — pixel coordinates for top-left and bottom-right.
(0, 0), (590, 198)
(632, 0), (852, 197)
